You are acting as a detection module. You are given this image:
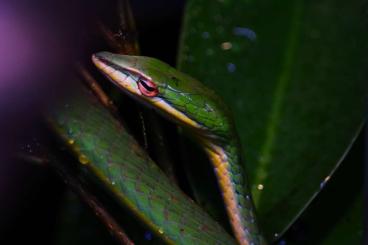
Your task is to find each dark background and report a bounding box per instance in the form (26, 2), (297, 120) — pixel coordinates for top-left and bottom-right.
(0, 1), (365, 244)
(0, 1), (185, 244)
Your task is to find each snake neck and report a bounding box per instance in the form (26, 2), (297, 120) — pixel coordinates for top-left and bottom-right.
(200, 135), (266, 245)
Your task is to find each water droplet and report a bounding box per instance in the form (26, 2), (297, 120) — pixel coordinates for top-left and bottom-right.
(78, 154), (89, 165)
(233, 27), (257, 41)
(274, 233), (279, 237)
(221, 41), (232, 50)
(158, 228), (164, 234)
(68, 139), (75, 145)
(278, 240), (287, 245)
(68, 128), (73, 135)
(111, 181), (116, 185)
(227, 63), (236, 73)
(320, 175), (331, 189)
(144, 231), (153, 241)
(257, 184), (264, 190)
(202, 31), (210, 39)
(246, 195), (251, 200)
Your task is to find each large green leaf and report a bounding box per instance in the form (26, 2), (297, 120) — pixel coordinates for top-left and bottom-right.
(280, 131), (363, 244)
(178, 0), (367, 239)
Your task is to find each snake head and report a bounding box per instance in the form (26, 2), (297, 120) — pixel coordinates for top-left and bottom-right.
(92, 51), (234, 140)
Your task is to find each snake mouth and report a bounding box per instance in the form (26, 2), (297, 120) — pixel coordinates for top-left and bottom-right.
(92, 52), (130, 79)
(92, 52), (141, 96)
(92, 52), (145, 78)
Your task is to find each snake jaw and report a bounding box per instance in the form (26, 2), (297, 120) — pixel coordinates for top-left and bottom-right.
(92, 53), (141, 97)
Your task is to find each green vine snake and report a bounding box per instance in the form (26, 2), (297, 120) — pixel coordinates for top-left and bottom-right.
(92, 51), (267, 245)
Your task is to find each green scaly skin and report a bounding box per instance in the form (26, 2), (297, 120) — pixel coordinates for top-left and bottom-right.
(50, 84), (237, 245)
(92, 52), (266, 245)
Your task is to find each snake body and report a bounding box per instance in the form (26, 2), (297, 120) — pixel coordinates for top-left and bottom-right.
(92, 52), (266, 245)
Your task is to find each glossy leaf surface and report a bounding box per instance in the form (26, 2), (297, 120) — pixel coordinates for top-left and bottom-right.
(178, 0), (367, 238)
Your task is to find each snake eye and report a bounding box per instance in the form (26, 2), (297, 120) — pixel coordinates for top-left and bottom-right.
(137, 77), (158, 97)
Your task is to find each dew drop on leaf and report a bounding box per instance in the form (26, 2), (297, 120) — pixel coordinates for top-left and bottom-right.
(67, 128), (73, 136)
(221, 41), (232, 50)
(233, 27), (257, 41)
(227, 63), (236, 73)
(78, 154), (89, 165)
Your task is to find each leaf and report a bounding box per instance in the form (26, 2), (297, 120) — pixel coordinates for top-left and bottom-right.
(49, 85), (236, 245)
(178, 0), (367, 239)
(280, 130), (363, 244)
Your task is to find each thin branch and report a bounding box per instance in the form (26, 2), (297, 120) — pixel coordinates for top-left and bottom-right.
(75, 63), (118, 115)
